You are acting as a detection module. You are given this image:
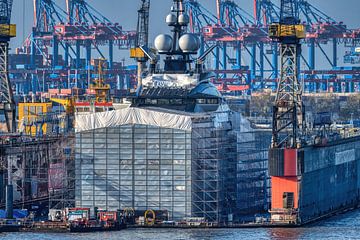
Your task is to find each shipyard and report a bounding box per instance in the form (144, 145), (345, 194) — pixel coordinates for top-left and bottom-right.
(0, 0), (359, 239)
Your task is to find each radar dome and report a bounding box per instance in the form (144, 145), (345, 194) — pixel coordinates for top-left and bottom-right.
(178, 14), (190, 26)
(166, 13), (177, 26)
(179, 34), (200, 53)
(154, 34), (173, 53)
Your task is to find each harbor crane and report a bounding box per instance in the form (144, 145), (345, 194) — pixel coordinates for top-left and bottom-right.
(0, 0), (15, 133)
(0, 0), (16, 220)
(269, 0), (305, 149)
(130, 0), (150, 87)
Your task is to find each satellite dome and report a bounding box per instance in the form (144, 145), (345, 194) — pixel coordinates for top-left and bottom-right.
(178, 14), (190, 26)
(154, 34), (173, 53)
(166, 13), (177, 26)
(179, 33), (200, 53)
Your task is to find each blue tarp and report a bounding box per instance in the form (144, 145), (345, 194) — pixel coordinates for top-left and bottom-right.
(0, 209), (29, 219)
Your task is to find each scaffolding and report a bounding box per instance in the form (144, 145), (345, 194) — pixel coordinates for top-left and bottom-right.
(0, 135), (74, 215)
(48, 134), (75, 210)
(191, 117), (237, 223)
(75, 124), (193, 220)
(236, 129), (272, 219)
(75, 107), (239, 223)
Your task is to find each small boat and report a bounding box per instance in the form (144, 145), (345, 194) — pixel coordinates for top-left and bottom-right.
(69, 220), (126, 233)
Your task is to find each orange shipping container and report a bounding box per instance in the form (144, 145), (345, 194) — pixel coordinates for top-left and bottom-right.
(48, 89), (60, 94)
(60, 89), (72, 95)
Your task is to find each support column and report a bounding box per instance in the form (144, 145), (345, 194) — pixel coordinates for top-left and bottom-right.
(236, 41), (241, 67)
(308, 39), (315, 70)
(350, 82), (355, 93)
(52, 35), (59, 67)
(272, 43), (278, 90)
(15, 83), (19, 95)
(250, 44), (256, 81)
(6, 157), (13, 219)
(24, 77), (30, 94)
(64, 43), (69, 67)
(31, 74), (38, 93)
(76, 41), (81, 69)
(222, 42), (227, 79)
(308, 38), (316, 92)
(259, 42), (264, 88)
(109, 40), (114, 70)
(214, 46), (220, 79)
(30, 34), (36, 68)
(86, 40), (91, 70)
(117, 75), (122, 90)
(332, 38), (337, 68)
(125, 74), (130, 90)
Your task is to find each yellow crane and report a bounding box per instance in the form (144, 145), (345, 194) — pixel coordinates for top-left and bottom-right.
(90, 59), (110, 103)
(50, 97), (75, 115)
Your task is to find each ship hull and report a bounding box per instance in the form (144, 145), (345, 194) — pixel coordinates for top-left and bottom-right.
(269, 136), (360, 225)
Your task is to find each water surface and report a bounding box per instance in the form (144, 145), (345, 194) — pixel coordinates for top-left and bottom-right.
(2, 209), (360, 240)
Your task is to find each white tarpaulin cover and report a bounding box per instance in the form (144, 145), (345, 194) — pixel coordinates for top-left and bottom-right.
(75, 107), (193, 132)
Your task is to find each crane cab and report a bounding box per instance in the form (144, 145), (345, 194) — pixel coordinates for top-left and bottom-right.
(269, 23), (305, 40)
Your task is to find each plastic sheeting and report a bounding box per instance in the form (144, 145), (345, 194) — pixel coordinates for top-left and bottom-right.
(49, 163), (65, 190)
(75, 107), (193, 133)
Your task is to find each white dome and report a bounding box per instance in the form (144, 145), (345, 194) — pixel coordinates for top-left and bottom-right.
(166, 13), (177, 26)
(154, 34), (173, 53)
(178, 14), (190, 26)
(179, 34), (200, 53)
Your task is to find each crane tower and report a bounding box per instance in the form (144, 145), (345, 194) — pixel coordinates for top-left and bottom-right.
(269, 0), (305, 149)
(0, 0), (15, 133)
(130, 0), (150, 87)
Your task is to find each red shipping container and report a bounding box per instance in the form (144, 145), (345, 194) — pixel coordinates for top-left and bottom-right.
(98, 211), (118, 221)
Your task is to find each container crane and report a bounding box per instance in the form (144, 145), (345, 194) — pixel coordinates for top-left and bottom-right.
(130, 0), (150, 88)
(269, 0), (305, 149)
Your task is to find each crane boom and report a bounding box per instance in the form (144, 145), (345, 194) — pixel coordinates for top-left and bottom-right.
(269, 0), (305, 149)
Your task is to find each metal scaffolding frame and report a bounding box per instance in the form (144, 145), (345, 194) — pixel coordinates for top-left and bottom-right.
(191, 117), (237, 223)
(236, 129), (272, 219)
(0, 135), (74, 214)
(75, 109), (240, 223)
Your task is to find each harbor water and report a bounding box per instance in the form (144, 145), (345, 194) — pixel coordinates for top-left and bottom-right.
(1, 208), (360, 240)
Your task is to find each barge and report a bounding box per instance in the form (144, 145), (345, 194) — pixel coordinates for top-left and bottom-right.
(269, 135), (360, 225)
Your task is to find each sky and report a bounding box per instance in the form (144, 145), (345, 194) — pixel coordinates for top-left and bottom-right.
(9, 0), (360, 66)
